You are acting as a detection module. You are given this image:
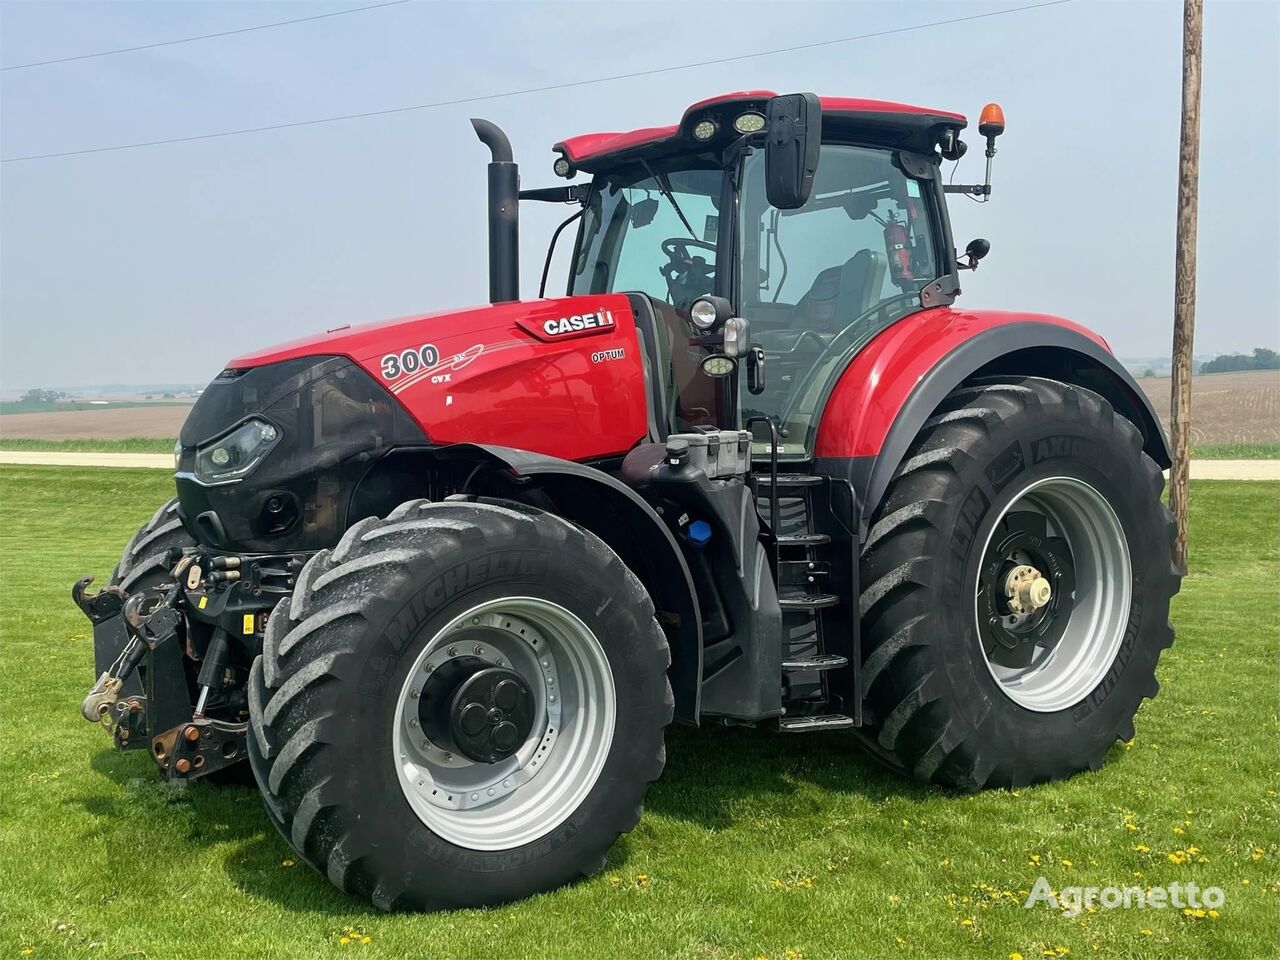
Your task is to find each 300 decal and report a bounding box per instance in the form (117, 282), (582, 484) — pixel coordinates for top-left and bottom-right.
(380, 344), (440, 380)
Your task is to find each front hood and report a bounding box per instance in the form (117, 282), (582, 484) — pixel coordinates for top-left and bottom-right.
(228, 295), (633, 370)
(223, 292), (652, 464)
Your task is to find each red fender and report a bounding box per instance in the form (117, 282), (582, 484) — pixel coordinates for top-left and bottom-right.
(813, 306), (1166, 524)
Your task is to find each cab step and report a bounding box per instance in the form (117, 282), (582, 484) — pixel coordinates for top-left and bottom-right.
(755, 473), (823, 487)
(779, 714), (856, 733)
(776, 533), (831, 547)
(782, 653), (849, 671)
(778, 592), (839, 610)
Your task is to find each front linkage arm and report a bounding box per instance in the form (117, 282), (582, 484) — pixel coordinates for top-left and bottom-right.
(73, 547), (306, 781)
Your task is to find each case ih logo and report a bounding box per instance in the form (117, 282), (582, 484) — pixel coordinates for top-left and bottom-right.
(517, 308), (616, 342)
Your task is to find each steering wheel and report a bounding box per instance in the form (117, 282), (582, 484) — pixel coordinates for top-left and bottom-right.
(659, 237), (717, 302)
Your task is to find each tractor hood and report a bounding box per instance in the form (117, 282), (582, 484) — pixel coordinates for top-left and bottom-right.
(222, 293), (649, 462)
(175, 293), (651, 552)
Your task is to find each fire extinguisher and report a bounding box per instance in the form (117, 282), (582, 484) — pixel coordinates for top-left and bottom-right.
(883, 215), (912, 284)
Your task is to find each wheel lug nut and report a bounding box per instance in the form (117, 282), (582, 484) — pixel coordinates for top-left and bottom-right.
(447, 646), (457, 656)
(409, 718), (419, 727)
(410, 688), (419, 698)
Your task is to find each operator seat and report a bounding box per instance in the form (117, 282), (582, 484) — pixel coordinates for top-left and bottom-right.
(793, 249), (888, 334)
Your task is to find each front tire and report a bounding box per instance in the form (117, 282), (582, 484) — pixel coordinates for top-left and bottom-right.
(857, 377), (1180, 790)
(247, 499), (672, 910)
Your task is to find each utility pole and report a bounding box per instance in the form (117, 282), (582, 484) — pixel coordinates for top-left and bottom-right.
(1170, 0), (1202, 575)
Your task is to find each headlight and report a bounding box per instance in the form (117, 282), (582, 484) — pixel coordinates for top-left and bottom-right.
(690, 298), (719, 329)
(194, 418), (280, 485)
(173, 438), (183, 470)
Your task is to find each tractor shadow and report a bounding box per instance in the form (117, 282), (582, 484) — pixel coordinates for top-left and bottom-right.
(644, 723), (936, 831)
(79, 746), (354, 911)
(73, 728), (938, 914)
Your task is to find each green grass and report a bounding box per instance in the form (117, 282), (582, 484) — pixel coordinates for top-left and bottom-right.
(0, 438), (176, 454)
(1191, 443), (1280, 460)
(1, 468), (1276, 959)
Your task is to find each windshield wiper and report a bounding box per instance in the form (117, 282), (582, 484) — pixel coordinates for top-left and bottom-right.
(641, 159), (696, 240)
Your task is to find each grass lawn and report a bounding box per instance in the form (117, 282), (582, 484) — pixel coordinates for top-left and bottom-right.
(0, 438), (176, 454)
(1, 467), (1276, 959)
(1191, 444), (1280, 460)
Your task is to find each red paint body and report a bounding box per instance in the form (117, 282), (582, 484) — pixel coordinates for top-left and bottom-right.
(813, 308), (1108, 458)
(229, 295), (649, 462)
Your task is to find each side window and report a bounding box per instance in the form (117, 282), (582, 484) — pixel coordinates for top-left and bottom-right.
(738, 144), (939, 457)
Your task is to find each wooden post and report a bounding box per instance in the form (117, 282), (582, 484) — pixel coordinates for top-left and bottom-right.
(1170, 0), (1203, 575)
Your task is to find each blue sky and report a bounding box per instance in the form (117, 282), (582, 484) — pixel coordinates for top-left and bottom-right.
(1, 0), (1276, 389)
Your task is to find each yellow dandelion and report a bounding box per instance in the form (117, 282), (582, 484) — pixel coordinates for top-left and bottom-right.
(1061, 859), (1074, 868)
(960, 918), (974, 927)
(1029, 854), (1041, 865)
(1208, 910), (1220, 918)
(1252, 847), (1264, 861)
(281, 859), (295, 867)
(361, 936), (371, 944)
(1134, 844), (1150, 853)
(340, 936), (351, 945)
(1125, 823), (1138, 830)
(1055, 948), (1070, 956)
(1140, 928), (1153, 936)
(1172, 826), (1185, 835)
(635, 874), (650, 887)
(21, 950), (34, 958)
(1010, 953), (1024, 960)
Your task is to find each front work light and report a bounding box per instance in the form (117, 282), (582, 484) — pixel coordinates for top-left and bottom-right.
(690, 298), (719, 329)
(553, 156), (574, 178)
(194, 418), (281, 485)
(692, 119), (718, 141)
(733, 111), (766, 134)
(700, 354), (737, 378)
(722, 316), (750, 358)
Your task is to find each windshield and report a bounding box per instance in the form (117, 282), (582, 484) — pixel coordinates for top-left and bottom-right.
(570, 162), (724, 312)
(737, 144), (940, 457)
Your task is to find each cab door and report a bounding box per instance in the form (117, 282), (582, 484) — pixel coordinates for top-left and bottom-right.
(736, 144), (942, 458)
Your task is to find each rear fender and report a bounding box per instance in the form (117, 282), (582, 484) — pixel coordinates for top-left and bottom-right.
(435, 444), (704, 724)
(812, 309), (1170, 532)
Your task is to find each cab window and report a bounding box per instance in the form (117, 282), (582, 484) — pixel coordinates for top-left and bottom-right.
(737, 144), (939, 456)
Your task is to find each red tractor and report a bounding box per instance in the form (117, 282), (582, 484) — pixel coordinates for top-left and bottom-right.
(76, 91), (1179, 910)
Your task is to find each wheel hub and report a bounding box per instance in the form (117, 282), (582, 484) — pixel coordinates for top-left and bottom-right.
(1004, 564), (1052, 614)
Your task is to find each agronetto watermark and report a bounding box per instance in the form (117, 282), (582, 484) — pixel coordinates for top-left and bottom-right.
(1024, 876), (1225, 918)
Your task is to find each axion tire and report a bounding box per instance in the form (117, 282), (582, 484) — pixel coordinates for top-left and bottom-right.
(246, 498), (672, 910)
(110, 497), (195, 593)
(857, 377), (1180, 790)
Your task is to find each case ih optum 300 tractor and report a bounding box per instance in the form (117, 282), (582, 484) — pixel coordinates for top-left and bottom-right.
(76, 91), (1179, 910)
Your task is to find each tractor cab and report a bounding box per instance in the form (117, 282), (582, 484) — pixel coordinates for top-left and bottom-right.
(548, 91), (976, 455)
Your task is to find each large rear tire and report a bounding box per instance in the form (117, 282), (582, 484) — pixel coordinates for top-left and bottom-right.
(247, 498), (672, 910)
(857, 377), (1180, 790)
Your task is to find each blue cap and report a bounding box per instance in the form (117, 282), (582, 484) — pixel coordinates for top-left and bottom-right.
(688, 519), (713, 548)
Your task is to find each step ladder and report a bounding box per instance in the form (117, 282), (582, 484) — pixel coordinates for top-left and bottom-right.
(753, 469), (856, 734)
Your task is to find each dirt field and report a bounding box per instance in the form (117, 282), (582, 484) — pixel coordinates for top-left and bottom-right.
(1137, 369), (1280, 446)
(0, 404), (191, 440)
(0, 369), (1275, 446)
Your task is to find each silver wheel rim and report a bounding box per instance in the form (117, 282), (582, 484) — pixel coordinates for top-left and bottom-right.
(392, 597), (616, 850)
(974, 476), (1132, 713)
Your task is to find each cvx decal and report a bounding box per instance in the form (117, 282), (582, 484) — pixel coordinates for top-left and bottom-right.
(388, 344), (486, 394)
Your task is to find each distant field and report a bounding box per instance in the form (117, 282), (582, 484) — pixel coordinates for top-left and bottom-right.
(0, 438), (176, 454)
(1137, 369), (1280, 447)
(0, 369), (1274, 449)
(0, 400), (191, 415)
(0, 405), (190, 440)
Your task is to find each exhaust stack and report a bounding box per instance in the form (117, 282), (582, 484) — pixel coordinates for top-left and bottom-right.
(471, 118), (519, 304)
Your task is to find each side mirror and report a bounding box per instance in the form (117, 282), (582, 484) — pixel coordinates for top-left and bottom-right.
(765, 93), (821, 210)
(963, 238), (991, 270)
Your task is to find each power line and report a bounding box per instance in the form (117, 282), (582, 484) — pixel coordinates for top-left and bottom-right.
(1, 0), (413, 71)
(1, 0), (1073, 164)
